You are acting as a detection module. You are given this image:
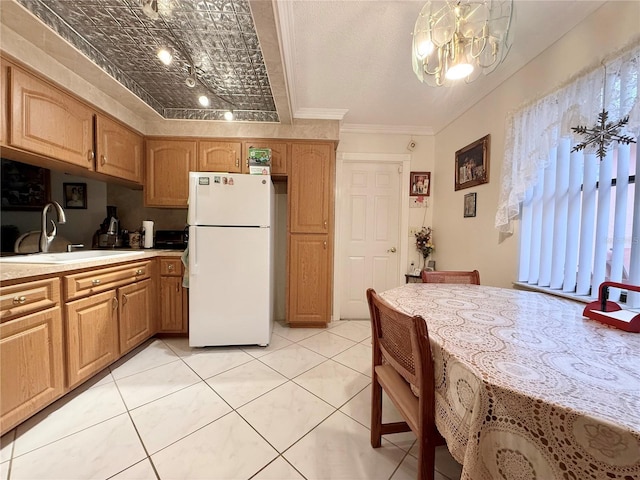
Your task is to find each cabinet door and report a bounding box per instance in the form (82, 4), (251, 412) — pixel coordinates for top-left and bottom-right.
(1, 60), (7, 146)
(119, 279), (153, 354)
(198, 141), (242, 172)
(9, 66), (94, 169)
(145, 140), (197, 207)
(95, 114), (143, 184)
(65, 290), (119, 388)
(290, 143), (333, 233)
(288, 234), (330, 327)
(0, 307), (65, 434)
(243, 141), (288, 175)
(159, 276), (186, 332)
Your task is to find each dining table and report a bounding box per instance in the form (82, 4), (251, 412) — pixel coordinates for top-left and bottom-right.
(379, 283), (640, 480)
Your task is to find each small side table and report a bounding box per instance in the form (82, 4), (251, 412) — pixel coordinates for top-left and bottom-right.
(404, 274), (422, 284)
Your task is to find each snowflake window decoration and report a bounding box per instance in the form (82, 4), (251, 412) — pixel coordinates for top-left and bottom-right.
(571, 109), (636, 161)
(571, 66), (636, 161)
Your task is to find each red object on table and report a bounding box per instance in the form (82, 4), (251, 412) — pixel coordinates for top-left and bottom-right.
(583, 281), (640, 332)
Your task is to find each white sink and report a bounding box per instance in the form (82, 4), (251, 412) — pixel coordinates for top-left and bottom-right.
(1, 250), (146, 264)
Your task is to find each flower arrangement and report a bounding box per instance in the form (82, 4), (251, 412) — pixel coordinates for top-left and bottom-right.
(415, 227), (434, 264)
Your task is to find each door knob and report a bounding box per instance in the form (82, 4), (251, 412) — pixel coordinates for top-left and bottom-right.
(387, 247), (397, 253)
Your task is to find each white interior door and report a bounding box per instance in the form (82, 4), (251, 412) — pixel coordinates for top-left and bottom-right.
(339, 162), (402, 319)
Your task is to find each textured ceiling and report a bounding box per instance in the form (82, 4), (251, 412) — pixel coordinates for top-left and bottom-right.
(16, 0), (278, 122)
(3, 0), (612, 132)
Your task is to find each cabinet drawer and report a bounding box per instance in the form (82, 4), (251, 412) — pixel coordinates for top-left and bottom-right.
(160, 258), (183, 276)
(64, 261), (151, 301)
(0, 278), (60, 322)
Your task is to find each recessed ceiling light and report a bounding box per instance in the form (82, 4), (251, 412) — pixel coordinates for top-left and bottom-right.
(198, 95), (210, 107)
(224, 110), (234, 121)
(157, 48), (172, 65)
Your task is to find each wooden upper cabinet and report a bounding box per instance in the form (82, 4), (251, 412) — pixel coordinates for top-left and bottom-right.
(9, 66), (94, 170)
(146, 139), (197, 207)
(95, 114), (143, 184)
(198, 140), (242, 172)
(243, 141), (288, 175)
(0, 60), (8, 146)
(289, 143), (333, 233)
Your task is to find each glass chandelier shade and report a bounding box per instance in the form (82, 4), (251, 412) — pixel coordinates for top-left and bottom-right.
(412, 0), (513, 87)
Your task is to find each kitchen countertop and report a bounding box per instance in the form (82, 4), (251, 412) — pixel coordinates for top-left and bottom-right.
(0, 249), (184, 283)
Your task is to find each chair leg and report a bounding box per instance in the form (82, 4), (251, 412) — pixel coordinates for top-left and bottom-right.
(370, 373), (383, 448)
(416, 439), (436, 480)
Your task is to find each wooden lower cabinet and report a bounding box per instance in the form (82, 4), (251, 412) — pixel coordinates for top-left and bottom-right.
(288, 234), (331, 327)
(65, 289), (119, 388)
(119, 278), (154, 354)
(158, 258), (187, 333)
(0, 307), (65, 433)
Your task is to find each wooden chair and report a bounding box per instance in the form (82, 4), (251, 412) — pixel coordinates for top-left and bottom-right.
(421, 269), (480, 285)
(367, 288), (445, 480)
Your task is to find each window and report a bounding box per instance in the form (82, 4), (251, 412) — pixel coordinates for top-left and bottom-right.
(496, 45), (639, 305)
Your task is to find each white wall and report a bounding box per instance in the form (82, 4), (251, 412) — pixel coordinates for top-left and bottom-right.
(432, 1), (640, 288)
(337, 132), (436, 272)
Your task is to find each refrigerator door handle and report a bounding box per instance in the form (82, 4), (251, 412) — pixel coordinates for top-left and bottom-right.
(190, 227), (198, 275)
(190, 174), (199, 225)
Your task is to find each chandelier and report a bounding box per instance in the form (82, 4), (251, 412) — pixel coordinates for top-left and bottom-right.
(412, 0), (513, 87)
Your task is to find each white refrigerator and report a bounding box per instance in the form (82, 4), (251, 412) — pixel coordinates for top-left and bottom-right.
(188, 172), (274, 347)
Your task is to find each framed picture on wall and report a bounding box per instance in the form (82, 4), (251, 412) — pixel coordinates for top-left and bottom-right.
(410, 171), (431, 196)
(63, 182), (87, 209)
(0, 159), (51, 210)
(455, 134), (490, 191)
(464, 192), (477, 218)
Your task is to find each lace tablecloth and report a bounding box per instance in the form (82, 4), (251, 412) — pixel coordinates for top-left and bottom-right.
(380, 284), (640, 480)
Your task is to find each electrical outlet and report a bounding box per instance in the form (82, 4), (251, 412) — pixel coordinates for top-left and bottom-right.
(409, 227), (420, 236)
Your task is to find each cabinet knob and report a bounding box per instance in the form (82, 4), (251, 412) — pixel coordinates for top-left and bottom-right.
(324, 220), (327, 229)
(168, 264), (175, 271)
(101, 155), (107, 166)
(88, 150), (95, 162)
(122, 294), (128, 305)
(112, 297), (118, 310)
(12, 296), (26, 305)
(235, 158), (239, 167)
(135, 269), (144, 276)
(323, 241), (327, 249)
(92, 279), (101, 286)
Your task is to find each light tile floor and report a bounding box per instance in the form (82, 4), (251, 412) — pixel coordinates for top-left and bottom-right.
(0, 320), (463, 480)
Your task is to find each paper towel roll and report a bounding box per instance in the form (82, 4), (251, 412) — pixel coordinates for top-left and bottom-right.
(142, 220), (154, 248)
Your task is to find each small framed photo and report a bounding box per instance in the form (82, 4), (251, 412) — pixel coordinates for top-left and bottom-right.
(410, 171), (431, 196)
(455, 134), (490, 191)
(63, 182), (87, 209)
(464, 192), (477, 218)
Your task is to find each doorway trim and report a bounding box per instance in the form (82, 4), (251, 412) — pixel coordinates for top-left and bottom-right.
(333, 152), (411, 322)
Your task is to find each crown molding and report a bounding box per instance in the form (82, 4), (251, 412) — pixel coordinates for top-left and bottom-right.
(273, 0), (298, 116)
(294, 108), (349, 120)
(340, 123), (434, 136)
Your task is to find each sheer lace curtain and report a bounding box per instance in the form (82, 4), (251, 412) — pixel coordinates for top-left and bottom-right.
(495, 44), (640, 233)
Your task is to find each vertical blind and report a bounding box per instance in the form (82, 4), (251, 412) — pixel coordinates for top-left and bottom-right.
(498, 43), (640, 303)
(518, 142), (639, 304)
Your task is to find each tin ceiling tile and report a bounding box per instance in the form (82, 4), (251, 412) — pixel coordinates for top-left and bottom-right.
(15, 0), (278, 121)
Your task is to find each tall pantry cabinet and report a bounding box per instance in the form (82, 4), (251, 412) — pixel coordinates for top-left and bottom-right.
(287, 142), (335, 327)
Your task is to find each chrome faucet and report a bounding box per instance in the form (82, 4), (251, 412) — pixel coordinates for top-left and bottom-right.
(39, 201), (67, 253)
